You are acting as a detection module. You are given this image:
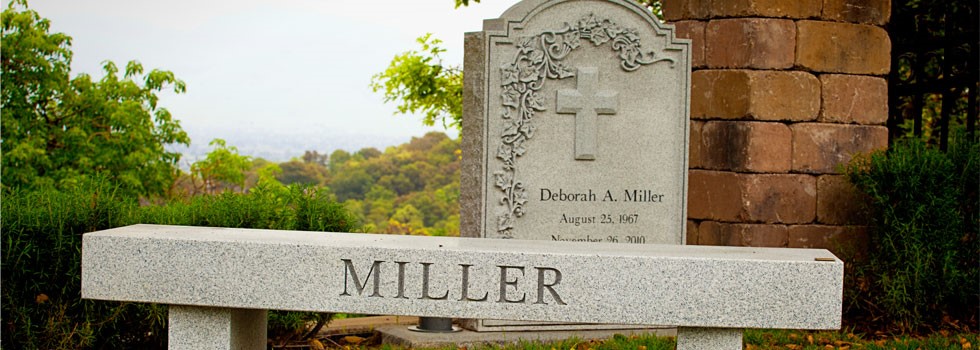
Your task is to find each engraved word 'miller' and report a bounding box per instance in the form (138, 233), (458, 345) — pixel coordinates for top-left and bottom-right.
(556, 67), (618, 160)
(339, 259), (567, 305)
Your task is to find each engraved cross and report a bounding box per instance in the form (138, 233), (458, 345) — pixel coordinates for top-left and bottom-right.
(556, 67), (619, 160)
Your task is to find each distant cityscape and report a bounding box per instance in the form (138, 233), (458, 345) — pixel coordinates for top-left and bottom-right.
(170, 124), (439, 169)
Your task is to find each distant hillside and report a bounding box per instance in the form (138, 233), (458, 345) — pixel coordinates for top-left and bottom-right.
(270, 132), (460, 236)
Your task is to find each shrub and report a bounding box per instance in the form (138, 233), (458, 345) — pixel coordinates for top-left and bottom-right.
(2, 179), (358, 349)
(844, 135), (978, 332)
(1, 179), (167, 349)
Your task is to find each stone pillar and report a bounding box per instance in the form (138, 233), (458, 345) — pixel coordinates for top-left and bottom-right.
(168, 305), (267, 350)
(664, 0), (891, 256)
(677, 328), (743, 350)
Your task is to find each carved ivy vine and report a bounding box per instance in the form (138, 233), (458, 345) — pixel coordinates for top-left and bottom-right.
(493, 13), (675, 238)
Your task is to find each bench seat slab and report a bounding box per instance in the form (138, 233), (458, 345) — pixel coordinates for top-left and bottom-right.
(82, 225), (843, 330)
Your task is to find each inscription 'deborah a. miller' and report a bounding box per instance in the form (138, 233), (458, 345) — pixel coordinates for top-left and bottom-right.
(339, 259), (567, 305)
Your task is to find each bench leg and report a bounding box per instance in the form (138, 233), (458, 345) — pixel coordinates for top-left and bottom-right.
(676, 327), (743, 350)
(168, 305), (267, 350)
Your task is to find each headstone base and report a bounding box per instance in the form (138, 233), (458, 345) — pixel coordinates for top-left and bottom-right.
(460, 319), (658, 332)
(379, 323), (676, 348)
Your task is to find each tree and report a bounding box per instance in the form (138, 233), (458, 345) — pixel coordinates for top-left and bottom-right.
(190, 139), (252, 194)
(1, 1), (190, 196)
(277, 158), (329, 186)
(330, 169), (373, 202)
(328, 149), (351, 172)
(301, 150), (329, 166)
(370, 34), (462, 130)
(356, 147), (382, 159)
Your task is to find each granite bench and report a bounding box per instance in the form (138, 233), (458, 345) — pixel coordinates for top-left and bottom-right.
(81, 224), (843, 350)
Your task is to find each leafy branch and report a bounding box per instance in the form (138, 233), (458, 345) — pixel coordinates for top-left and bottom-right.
(371, 34), (462, 131)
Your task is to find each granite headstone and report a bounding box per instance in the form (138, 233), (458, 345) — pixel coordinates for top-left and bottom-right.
(460, 0), (691, 331)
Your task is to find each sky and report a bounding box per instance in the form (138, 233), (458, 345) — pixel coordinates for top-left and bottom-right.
(28, 0), (519, 157)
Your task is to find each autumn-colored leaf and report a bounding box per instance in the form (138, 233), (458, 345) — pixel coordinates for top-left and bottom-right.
(308, 338), (325, 350)
(35, 294), (48, 304)
(342, 335), (365, 344)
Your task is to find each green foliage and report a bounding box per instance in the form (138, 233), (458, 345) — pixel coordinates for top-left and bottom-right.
(3, 177), (358, 349)
(1, 2), (189, 197)
(454, 0), (479, 8)
(1, 178), (166, 349)
(844, 135), (979, 332)
(332, 169), (375, 202)
(142, 184), (357, 236)
(190, 138), (253, 194)
(277, 157), (330, 186)
(371, 34), (462, 130)
(325, 132), (461, 236)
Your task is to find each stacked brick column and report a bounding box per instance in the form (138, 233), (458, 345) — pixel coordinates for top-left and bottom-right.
(664, 0), (891, 255)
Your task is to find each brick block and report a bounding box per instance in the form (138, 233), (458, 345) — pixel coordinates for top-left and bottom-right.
(689, 170), (744, 221)
(822, 0), (891, 25)
(701, 121), (792, 172)
(788, 224), (869, 259)
(791, 123), (888, 174)
(698, 221), (789, 247)
(687, 220), (699, 245)
(705, 18), (795, 69)
(690, 120), (704, 168)
(742, 174), (817, 224)
(673, 20), (706, 68)
(692, 70), (749, 120)
(692, 70), (820, 121)
(713, 0), (822, 18)
(662, 0), (711, 21)
(820, 74), (888, 125)
(817, 175), (870, 225)
(688, 170), (816, 223)
(797, 21), (891, 75)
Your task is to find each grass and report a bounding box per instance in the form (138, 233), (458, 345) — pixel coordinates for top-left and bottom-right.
(319, 330), (978, 350)
(743, 329), (977, 349)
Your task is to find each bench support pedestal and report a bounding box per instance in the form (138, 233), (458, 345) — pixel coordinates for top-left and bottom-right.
(677, 327), (743, 350)
(169, 305), (267, 350)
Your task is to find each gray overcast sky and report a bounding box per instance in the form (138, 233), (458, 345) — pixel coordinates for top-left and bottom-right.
(28, 0), (519, 144)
